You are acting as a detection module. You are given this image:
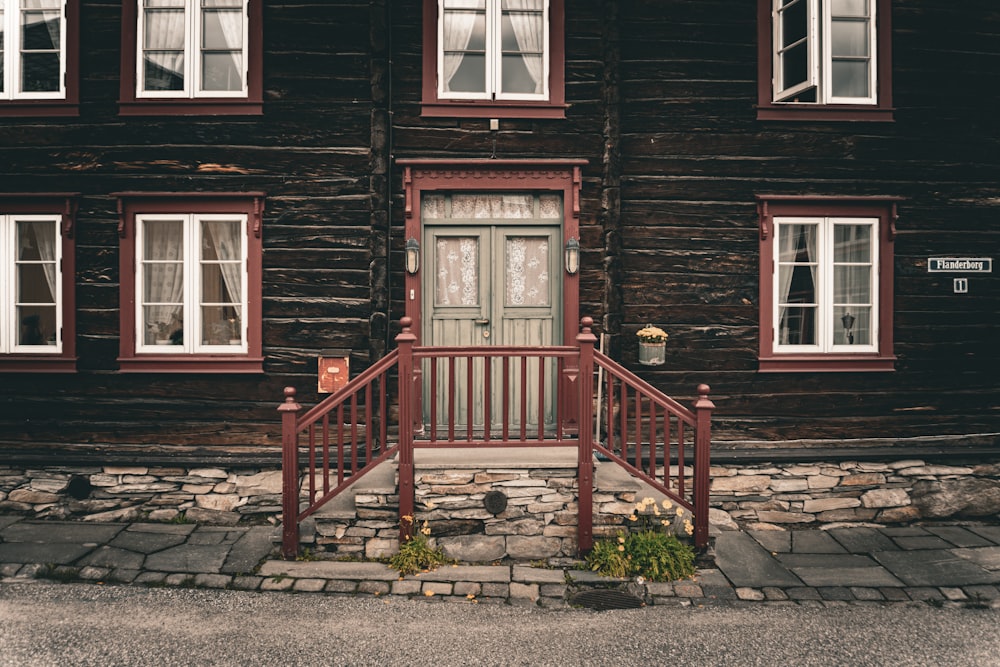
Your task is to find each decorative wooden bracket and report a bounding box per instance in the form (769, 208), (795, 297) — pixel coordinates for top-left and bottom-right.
(572, 166), (581, 218)
(758, 200), (770, 240)
(403, 167), (413, 218)
(252, 196), (264, 238)
(888, 202), (898, 241)
(117, 198), (126, 238)
(61, 197), (78, 238)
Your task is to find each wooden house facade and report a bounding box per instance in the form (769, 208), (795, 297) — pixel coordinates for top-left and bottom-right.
(1, 1), (997, 522)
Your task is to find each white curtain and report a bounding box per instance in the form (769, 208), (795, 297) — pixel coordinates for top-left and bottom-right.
(203, 220), (242, 320)
(506, 236), (548, 306)
(442, 0), (481, 91)
(144, 6), (186, 88)
(29, 221), (57, 305)
(833, 224), (871, 344)
(505, 0), (544, 94)
(777, 223), (816, 345)
(204, 5), (244, 91)
(452, 193), (533, 218)
(435, 237), (478, 306)
(144, 221), (185, 342)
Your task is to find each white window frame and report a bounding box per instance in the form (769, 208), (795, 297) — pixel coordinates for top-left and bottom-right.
(436, 0), (549, 102)
(134, 212), (248, 355)
(0, 214), (63, 354)
(136, 0), (249, 99)
(0, 0), (67, 100)
(772, 215), (879, 355)
(772, 0), (876, 105)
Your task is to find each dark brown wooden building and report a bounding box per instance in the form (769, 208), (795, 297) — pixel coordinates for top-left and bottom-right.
(1, 0), (997, 499)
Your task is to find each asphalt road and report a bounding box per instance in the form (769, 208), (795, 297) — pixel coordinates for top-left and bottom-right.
(1, 582), (997, 666)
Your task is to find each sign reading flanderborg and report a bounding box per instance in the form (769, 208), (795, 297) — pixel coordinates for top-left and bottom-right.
(927, 257), (993, 273)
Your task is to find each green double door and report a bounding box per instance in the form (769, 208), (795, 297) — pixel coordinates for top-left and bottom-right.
(422, 223), (562, 432)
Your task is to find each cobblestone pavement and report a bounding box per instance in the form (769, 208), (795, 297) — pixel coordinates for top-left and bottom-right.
(1, 515), (999, 609)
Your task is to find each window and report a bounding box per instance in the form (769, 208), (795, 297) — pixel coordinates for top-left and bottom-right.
(119, 0), (262, 116)
(757, 0), (892, 121)
(421, 0), (565, 118)
(116, 193), (264, 372)
(757, 196), (898, 371)
(0, 0), (79, 116)
(0, 194), (77, 372)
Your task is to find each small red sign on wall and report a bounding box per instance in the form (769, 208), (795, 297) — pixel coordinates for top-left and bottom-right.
(318, 351), (350, 394)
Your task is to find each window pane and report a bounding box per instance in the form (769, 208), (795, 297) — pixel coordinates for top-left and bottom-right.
(143, 304), (183, 344)
(831, 60), (868, 97)
(17, 305), (56, 345)
(201, 220), (241, 260)
(435, 237), (478, 307)
(442, 4), (486, 93)
(200, 305), (240, 344)
(21, 10), (59, 50)
(20, 52), (59, 91)
(781, 43), (808, 91)
(202, 0), (242, 7)
(422, 194), (446, 219)
(834, 265), (871, 304)
(502, 54), (541, 94)
(17, 262), (55, 302)
(833, 224), (871, 262)
(202, 8), (241, 49)
(452, 194), (533, 218)
(144, 53), (185, 91)
(834, 306), (870, 345)
(779, 306), (816, 345)
(145, 10), (185, 49)
(831, 20), (868, 57)
(444, 53), (485, 93)
(778, 265), (816, 304)
(201, 263), (240, 303)
(1, 12), (5, 94)
(539, 194), (561, 218)
(202, 52), (242, 91)
(143, 219), (183, 259)
(16, 219), (55, 261)
(506, 236), (549, 306)
(778, 223), (817, 263)
(831, 0), (867, 17)
(781, 0), (807, 48)
(145, 0), (186, 6)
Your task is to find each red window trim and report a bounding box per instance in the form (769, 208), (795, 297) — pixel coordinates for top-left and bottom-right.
(0, 194), (79, 372)
(420, 0), (567, 119)
(755, 0), (894, 123)
(117, 0), (263, 117)
(756, 195), (901, 373)
(114, 192), (265, 373)
(0, 0), (80, 118)
(396, 158), (586, 347)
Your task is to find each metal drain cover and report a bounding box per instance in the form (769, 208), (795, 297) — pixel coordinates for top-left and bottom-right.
(570, 590), (644, 611)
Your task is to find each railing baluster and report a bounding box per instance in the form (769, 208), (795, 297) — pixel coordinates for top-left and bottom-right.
(365, 382), (373, 469)
(379, 369), (387, 454)
(447, 357), (456, 442)
(536, 356), (545, 441)
(677, 422), (686, 500)
(664, 414), (673, 490)
(648, 403), (657, 480)
(322, 413), (330, 495)
(307, 423), (316, 504)
(519, 355), (528, 441)
(618, 381), (628, 461)
(484, 352), (492, 441)
(337, 404), (345, 486)
(502, 357), (510, 441)
(430, 358), (438, 442)
(467, 355), (474, 442)
(555, 357), (564, 441)
(350, 394), (359, 475)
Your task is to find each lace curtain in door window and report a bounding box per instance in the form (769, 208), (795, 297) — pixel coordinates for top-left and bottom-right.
(451, 194), (533, 219)
(506, 236), (548, 306)
(435, 236), (479, 306)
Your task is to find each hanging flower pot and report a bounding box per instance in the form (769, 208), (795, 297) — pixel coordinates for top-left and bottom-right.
(636, 325), (668, 366)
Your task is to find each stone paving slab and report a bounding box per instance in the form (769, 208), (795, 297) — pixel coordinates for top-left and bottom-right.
(790, 567), (904, 588)
(714, 532), (803, 588)
(776, 553), (881, 569)
(222, 526), (275, 575)
(1, 521), (125, 544)
(925, 526), (996, 548)
(953, 547), (1000, 571)
(968, 526), (1000, 544)
(109, 530), (189, 554)
(123, 523), (197, 536)
(78, 546), (146, 570)
(826, 528), (898, 554)
(143, 544), (231, 574)
(747, 530), (791, 554)
(893, 536), (954, 550)
(791, 531), (847, 554)
(873, 549), (1000, 586)
(0, 516), (22, 530)
(0, 542), (96, 565)
(257, 560), (401, 581)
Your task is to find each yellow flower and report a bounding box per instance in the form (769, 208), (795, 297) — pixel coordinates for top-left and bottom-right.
(628, 514), (638, 522)
(684, 520), (694, 536)
(635, 501), (647, 512)
(424, 590), (435, 597)
(617, 535), (626, 544)
(662, 499), (672, 510)
(660, 519), (670, 527)
(653, 506), (661, 516)
(676, 508), (684, 517)
(420, 520), (432, 536)
(618, 545), (625, 552)
(401, 515), (414, 523)
(466, 594), (476, 600)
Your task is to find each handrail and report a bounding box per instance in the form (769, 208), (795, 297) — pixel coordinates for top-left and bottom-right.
(281, 317), (713, 558)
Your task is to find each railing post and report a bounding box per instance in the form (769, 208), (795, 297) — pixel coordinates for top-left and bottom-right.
(693, 384), (715, 549)
(396, 317), (417, 543)
(576, 317), (597, 555)
(279, 386), (302, 559)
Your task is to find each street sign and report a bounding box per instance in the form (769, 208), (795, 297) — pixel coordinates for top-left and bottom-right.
(927, 257), (992, 273)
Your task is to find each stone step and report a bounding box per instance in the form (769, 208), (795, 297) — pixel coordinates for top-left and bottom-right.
(311, 459), (398, 521)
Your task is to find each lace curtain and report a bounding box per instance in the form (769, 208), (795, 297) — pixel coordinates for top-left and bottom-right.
(143, 220), (185, 343)
(506, 236), (548, 306)
(202, 219), (242, 320)
(435, 237), (479, 306)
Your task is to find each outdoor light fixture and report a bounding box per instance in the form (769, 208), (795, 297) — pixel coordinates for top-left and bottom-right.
(404, 238), (420, 274)
(564, 237), (580, 275)
(841, 312), (856, 344)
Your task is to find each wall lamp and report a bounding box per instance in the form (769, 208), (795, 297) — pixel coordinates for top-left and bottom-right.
(564, 237), (580, 275)
(405, 238), (420, 275)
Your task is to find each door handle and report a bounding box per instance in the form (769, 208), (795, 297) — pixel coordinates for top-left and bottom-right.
(474, 318), (490, 326)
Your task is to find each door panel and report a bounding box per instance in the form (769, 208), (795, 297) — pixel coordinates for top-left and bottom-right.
(422, 222), (561, 432)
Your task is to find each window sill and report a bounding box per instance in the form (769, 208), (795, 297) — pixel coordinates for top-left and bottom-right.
(0, 356), (78, 373)
(118, 100), (263, 117)
(758, 355), (896, 373)
(421, 100), (567, 119)
(117, 356), (264, 373)
(0, 102), (79, 118)
(756, 105), (894, 122)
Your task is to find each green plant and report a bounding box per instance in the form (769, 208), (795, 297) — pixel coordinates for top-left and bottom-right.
(387, 515), (452, 576)
(586, 497), (696, 582)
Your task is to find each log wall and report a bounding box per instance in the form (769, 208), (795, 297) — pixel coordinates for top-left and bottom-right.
(0, 1), (997, 463)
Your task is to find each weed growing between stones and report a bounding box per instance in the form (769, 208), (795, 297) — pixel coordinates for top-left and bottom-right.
(388, 515), (452, 576)
(585, 498), (696, 582)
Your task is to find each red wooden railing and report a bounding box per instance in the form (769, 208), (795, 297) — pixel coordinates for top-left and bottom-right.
(280, 317), (714, 558)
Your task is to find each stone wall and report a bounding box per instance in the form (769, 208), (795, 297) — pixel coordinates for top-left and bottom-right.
(0, 466), (283, 525)
(709, 459), (1000, 530)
